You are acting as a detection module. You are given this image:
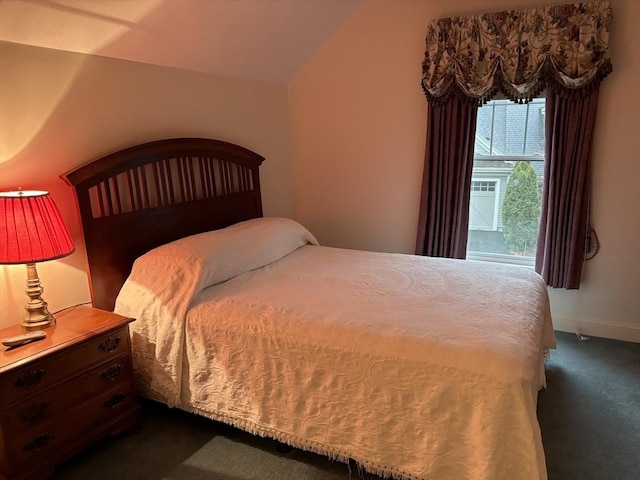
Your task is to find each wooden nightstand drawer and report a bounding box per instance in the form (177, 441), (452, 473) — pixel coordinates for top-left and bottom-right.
(9, 383), (136, 468)
(0, 326), (130, 407)
(0, 306), (140, 480)
(2, 354), (133, 435)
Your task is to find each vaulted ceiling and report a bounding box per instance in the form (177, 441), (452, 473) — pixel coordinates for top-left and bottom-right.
(0, 0), (363, 84)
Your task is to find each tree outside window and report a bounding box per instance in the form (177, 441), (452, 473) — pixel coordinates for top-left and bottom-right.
(502, 161), (541, 256)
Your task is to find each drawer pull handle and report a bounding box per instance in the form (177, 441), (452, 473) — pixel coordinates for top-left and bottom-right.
(15, 369), (46, 389)
(24, 431), (53, 452)
(100, 363), (124, 382)
(104, 392), (127, 409)
(98, 336), (121, 353)
(20, 402), (48, 424)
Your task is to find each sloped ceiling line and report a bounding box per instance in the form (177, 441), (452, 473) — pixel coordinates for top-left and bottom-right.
(0, 0), (364, 84)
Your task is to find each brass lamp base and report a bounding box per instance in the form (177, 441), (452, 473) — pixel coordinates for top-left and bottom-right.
(22, 263), (56, 330)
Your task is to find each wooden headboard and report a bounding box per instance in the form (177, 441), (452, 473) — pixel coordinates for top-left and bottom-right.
(62, 138), (265, 311)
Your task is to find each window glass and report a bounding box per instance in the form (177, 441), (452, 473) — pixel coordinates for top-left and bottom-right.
(468, 98), (545, 266)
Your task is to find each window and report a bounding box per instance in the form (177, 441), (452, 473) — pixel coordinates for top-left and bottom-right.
(471, 181), (496, 192)
(467, 98), (545, 266)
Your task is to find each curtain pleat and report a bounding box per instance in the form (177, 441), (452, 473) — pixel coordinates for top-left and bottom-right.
(535, 87), (600, 288)
(421, 1), (612, 105)
(415, 96), (478, 258)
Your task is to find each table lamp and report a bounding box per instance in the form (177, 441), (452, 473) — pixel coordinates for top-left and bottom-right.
(0, 190), (75, 330)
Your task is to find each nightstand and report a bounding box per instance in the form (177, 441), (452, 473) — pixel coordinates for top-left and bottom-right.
(0, 306), (140, 480)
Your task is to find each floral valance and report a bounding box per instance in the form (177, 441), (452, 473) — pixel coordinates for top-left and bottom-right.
(421, 1), (613, 104)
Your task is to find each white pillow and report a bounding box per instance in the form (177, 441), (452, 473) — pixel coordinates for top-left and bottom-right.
(132, 216), (318, 291)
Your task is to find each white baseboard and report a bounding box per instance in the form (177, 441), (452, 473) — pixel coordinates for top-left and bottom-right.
(553, 316), (640, 343)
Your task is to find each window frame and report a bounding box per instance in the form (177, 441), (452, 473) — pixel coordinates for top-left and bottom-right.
(467, 97), (546, 269)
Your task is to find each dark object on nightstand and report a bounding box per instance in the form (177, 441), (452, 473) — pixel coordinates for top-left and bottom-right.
(0, 306), (140, 480)
(1, 331), (47, 349)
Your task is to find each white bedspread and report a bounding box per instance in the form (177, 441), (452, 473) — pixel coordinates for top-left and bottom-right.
(116, 218), (555, 480)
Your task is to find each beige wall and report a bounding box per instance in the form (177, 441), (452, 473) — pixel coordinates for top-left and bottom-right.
(0, 41), (293, 328)
(290, 0), (640, 342)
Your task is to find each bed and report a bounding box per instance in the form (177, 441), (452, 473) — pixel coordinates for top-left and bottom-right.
(63, 137), (556, 480)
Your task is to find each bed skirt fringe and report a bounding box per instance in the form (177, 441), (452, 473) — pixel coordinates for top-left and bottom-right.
(178, 402), (421, 480)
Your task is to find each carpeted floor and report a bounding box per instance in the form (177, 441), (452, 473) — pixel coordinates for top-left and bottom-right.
(52, 331), (639, 480)
(537, 332), (640, 480)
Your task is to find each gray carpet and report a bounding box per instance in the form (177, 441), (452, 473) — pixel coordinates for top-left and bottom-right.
(52, 331), (640, 480)
(537, 332), (640, 480)
(161, 436), (365, 480)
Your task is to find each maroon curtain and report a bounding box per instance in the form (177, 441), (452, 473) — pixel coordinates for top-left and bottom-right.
(415, 95), (478, 258)
(535, 87), (600, 288)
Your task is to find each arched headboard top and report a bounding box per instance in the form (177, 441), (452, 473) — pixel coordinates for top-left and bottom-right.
(62, 138), (265, 311)
(65, 137), (264, 188)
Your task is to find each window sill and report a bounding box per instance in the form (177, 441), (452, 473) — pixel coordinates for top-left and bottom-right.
(466, 251), (535, 269)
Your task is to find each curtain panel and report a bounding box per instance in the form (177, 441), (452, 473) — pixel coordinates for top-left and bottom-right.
(415, 97), (478, 258)
(421, 1), (612, 105)
(536, 87), (600, 288)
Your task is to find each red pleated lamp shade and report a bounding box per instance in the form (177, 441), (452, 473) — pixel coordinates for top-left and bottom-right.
(0, 190), (75, 264)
